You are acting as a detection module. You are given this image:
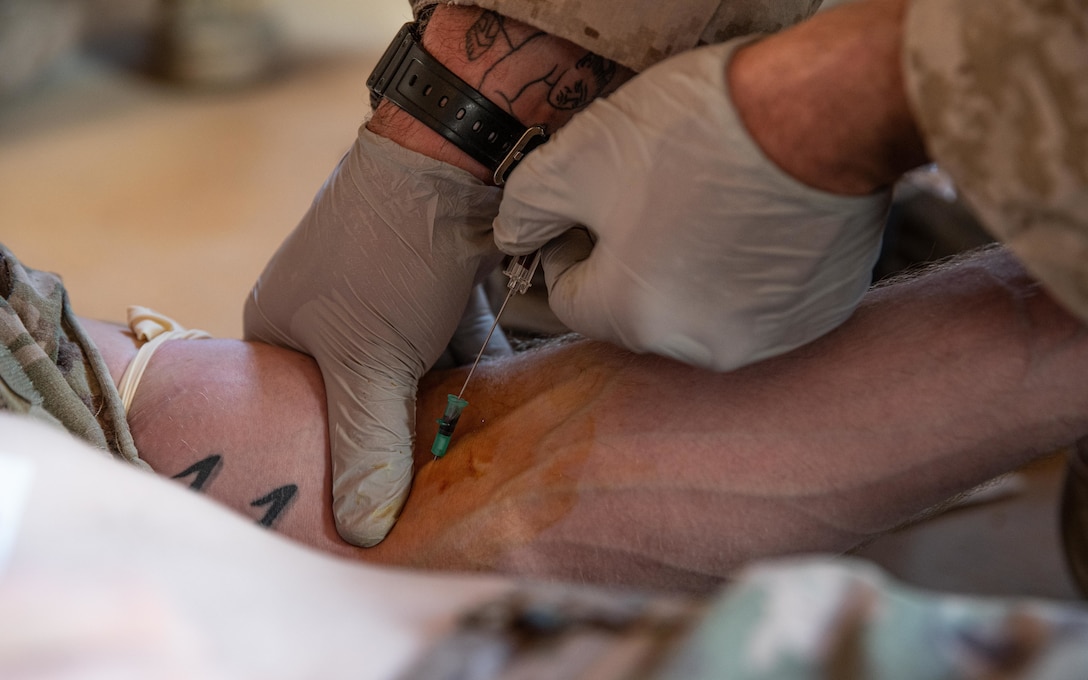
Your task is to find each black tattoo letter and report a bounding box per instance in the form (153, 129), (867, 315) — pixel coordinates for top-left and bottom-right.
(171, 455), (222, 491)
(250, 484), (298, 528)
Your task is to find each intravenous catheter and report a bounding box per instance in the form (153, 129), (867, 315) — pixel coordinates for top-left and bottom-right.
(430, 252), (541, 459)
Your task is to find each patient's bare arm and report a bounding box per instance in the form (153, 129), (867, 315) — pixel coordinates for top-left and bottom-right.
(378, 247), (1088, 590)
(88, 246), (1088, 592)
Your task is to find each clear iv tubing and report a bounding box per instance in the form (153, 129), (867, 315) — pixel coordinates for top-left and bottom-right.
(431, 251), (541, 458)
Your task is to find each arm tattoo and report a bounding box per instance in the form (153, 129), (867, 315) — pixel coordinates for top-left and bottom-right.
(250, 485), (298, 529)
(169, 454), (298, 529)
(465, 11), (505, 60)
(464, 10), (618, 117)
(171, 454), (222, 491)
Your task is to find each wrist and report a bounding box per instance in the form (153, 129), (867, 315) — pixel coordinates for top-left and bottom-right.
(368, 100), (493, 183)
(366, 5), (630, 184)
(366, 7), (497, 183)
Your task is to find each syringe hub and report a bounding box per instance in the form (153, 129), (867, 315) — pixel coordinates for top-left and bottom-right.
(503, 251), (542, 295)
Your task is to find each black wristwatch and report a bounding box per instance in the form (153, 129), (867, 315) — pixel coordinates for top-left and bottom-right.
(366, 22), (548, 186)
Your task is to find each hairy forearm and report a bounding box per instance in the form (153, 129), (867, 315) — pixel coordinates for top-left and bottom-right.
(729, 0), (928, 194)
(377, 246), (1088, 590)
(87, 247), (1088, 592)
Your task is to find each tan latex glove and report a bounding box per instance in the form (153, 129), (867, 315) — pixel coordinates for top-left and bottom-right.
(494, 39), (892, 371)
(244, 126), (508, 547)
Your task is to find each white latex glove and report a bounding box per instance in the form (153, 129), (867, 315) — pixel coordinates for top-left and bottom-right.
(244, 126), (509, 547)
(494, 38), (892, 371)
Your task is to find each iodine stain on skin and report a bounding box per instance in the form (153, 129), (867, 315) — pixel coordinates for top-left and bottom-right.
(390, 359), (612, 571)
(412, 415), (598, 572)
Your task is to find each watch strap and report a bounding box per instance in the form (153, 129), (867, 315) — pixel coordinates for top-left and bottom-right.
(366, 22), (548, 185)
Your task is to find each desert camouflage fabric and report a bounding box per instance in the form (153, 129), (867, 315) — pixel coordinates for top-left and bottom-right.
(904, 0), (1088, 322)
(0, 243), (143, 467)
(411, 0), (822, 72)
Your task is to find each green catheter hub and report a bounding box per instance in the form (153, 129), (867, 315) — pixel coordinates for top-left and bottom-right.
(431, 394), (469, 458)
(430, 251), (541, 459)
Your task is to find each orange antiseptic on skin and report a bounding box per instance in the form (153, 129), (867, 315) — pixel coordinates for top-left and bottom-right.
(383, 351), (610, 571)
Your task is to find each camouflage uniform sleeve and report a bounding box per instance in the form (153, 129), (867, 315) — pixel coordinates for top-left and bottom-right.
(409, 0), (823, 72)
(902, 0), (1088, 321)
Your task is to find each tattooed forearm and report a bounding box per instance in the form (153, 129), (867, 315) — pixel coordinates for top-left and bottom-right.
(464, 10), (619, 119)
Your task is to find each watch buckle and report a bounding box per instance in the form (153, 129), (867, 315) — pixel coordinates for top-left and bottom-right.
(494, 125), (548, 186)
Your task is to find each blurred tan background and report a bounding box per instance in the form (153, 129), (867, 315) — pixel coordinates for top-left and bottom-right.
(1, 0), (409, 338)
(0, 0), (1080, 603)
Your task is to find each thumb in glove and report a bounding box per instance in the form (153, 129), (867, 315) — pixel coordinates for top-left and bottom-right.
(245, 127), (503, 546)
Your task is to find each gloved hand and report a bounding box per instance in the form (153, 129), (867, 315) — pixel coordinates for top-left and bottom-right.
(244, 125), (509, 547)
(494, 38), (892, 371)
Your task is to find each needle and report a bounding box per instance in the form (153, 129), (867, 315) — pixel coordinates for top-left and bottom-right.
(431, 252), (541, 459)
(456, 284), (516, 400)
